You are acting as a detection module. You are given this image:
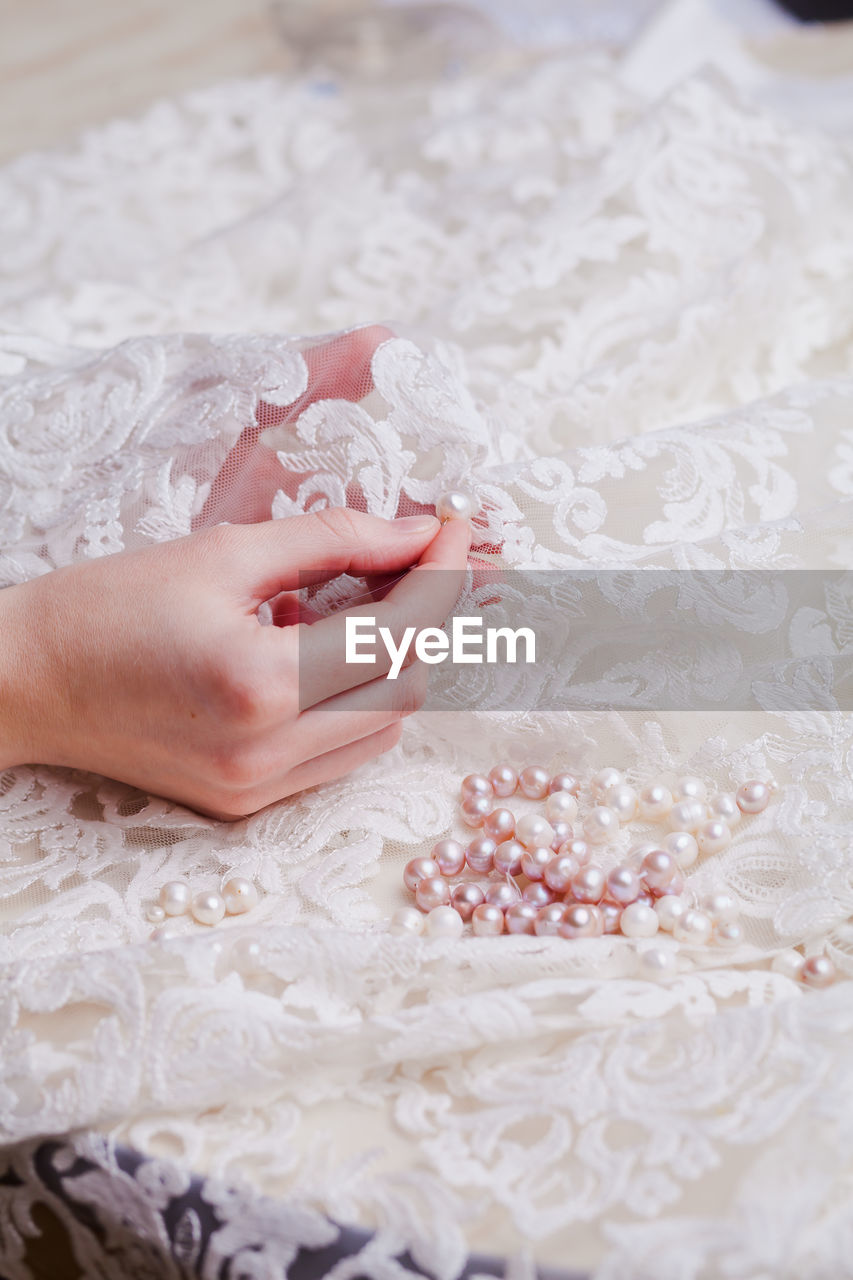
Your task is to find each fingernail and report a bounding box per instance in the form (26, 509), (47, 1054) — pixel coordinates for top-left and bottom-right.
(393, 514), (440, 533)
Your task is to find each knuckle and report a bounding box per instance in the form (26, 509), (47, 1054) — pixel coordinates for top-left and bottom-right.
(206, 656), (267, 729)
(395, 663), (428, 718)
(313, 505), (364, 544)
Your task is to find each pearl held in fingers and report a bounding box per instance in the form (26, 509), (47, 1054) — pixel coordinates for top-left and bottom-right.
(436, 490), (478, 522)
(192, 890), (226, 926)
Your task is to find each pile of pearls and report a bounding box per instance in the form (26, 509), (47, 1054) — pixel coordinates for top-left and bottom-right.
(147, 875), (261, 934)
(389, 764), (834, 986)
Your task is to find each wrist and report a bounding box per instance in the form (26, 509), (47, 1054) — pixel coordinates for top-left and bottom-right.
(0, 581), (46, 769)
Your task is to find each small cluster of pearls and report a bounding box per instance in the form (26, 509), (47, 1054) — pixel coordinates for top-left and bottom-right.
(147, 875), (261, 934)
(391, 765), (799, 981)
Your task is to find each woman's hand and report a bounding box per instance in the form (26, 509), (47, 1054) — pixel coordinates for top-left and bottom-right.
(0, 510), (469, 819)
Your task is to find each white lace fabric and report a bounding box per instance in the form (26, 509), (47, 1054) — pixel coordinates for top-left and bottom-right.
(2, 3), (853, 1275)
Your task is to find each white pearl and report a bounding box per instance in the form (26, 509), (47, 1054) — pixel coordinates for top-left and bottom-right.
(736, 779), (771, 815)
(696, 819), (732, 856)
(545, 791), (578, 823)
(192, 890), (226, 926)
(771, 949), (805, 981)
(591, 767), (623, 798)
(627, 840), (661, 868)
(389, 907), (426, 936)
(425, 905), (464, 939)
(232, 936), (263, 974)
(150, 924), (179, 942)
(801, 954), (836, 988)
(159, 880), (192, 916)
(708, 792), (742, 827)
(436, 490), (478, 522)
(663, 830), (699, 869)
(655, 894), (689, 933)
(714, 920), (743, 947)
(222, 876), (260, 915)
(669, 800), (707, 833)
(673, 909), (713, 946)
(638, 945), (678, 978)
(515, 812), (555, 851)
(583, 806), (619, 844)
(620, 902), (659, 939)
(145, 904), (166, 925)
(605, 783), (638, 823)
(702, 892), (738, 923)
(637, 783), (673, 822)
(673, 776), (707, 802)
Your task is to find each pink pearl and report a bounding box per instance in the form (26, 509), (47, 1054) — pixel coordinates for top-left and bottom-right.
(506, 902), (539, 935)
(415, 875), (450, 912)
(559, 903), (603, 939)
(550, 821), (574, 850)
(641, 849), (676, 891)
(601, 903), (623, 934)
(488, 764), (518, 798)
(466, 836), (496, 873)
(543, 853), (579, 893)
(534, 903), (566, 936)
(570, 865), (605, 904)
(626, 841), (660, 869)
(736, 779), (771, 815)
(545, 791), (578, 823)
(472, 903), (505, 936)
(653, 869), (685, 898)
(518, 765), (550, 800)
(801, 954), (836, 988)
(403, 857), (439, 893)
(461, 773), (493, 801)
(431, 839), (466, 876)
(522, 880), (556, 908)
(549, 772), (580, 795)
(485, 880), (521, 910)
(451, 882), (485, 922)
(606, 865), (641, 905)
(558, 838), (591, 867)
(520, 846), (553, 881)
(461, 794), (492, 828)
(483, 808), (515, 842)
(494, 839), (525, 876)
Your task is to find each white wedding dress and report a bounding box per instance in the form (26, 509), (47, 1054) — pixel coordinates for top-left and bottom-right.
(2, 2), (853, 1276)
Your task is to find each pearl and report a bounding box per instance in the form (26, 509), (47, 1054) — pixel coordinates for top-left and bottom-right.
(483, 808), (515, 842)
(673, 909), (713, 945)
(653, 869), (685, 898)
(472, 903), (505, 936)
(801, 955), (836, 988)
(714, 920), (743, 947)
(638, 946), (678, 978)
(702, 892), (738, 923)
(570, 865), (606, 904)
(520, 845), (553, 881)
(591, 767), (623, 798)
(522, 881), (556, 907)
(515, 812), (555, 851)
(389, 906), (426, 936)
(641, 849), (676, 891)
(506, 902), (539, 935)
(232, 936), (263, 974)
(708, 792), (742, 827)
(450, 882), (485, 922)
(518, 765), (550, 800)
(461, 794), (492, 827)
(583, 806), (619, 844)
(637, 783), (673, 822)
(484, 880), (521, 910)
(403, 857), (440, 892)
(559, 838), (591, 866)
(415, 875), (450, 912)
(466, 836), (497, 873)
(534, 903), (566, 936)
(655, 894), (689, 933)
(736, 779), (771, 815)
(543, 854), (579, 893)
(696, 819), (732, 856)
(619, 902), (659, 939)
(549, 821), (575, 850)
(601, 903), (623, 934)
(436, 490), (478, 522)
(222, 876), (259, 915)
(431, 839), (466, 876)
(545, 791), (579, 824)
(549, 772), (580, 796)
(494, 839), (525, 876)
(560, 904), (603, 939)
(461, 773), (493, 801)
(669, 800), (707, 833)
(192, 890), (226, 927)
(425, 905), (464, 938)
(159, 880), (191, 916)
(663, 831), (699, 869)
(605, 783), (638, 823)
(673, 776), (707, 802)
(771, 949), (805, 981)
(606, 865), (642, 905)
(150, 925), (179, 942)
(626, 841), (660, 868)
(145, 904), (166, 925)
(488, 764), (518, 798)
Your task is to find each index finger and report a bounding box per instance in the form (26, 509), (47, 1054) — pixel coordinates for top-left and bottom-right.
(295, 518), (470, 708)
